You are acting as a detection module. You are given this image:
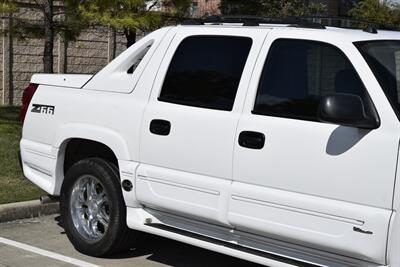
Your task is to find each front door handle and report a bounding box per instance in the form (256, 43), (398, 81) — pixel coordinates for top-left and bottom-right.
(239, 131), (265, 149)
(150, 119), (171, 136)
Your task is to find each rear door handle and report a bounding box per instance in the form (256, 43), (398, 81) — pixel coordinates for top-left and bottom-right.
(239, 131), (265, 149)
(150, 119), (171, 136)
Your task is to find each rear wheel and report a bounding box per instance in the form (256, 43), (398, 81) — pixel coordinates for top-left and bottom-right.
(60, 158), (135, 256)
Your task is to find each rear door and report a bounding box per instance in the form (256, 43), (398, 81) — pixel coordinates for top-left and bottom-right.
(137, 27), (267, 226)
(229, 30), (398, 264)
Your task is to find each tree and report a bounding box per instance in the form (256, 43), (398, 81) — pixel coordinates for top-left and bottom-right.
(0, 1), (87, 73)
(0, 1), (18, 14)
(41, 0), (55, 73)
(219, 0), (326, 17)
(349, 0), (400, 29)
(78, 0), (191, 48)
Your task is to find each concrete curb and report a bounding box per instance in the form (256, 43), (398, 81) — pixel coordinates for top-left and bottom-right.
(0, 199), (59, 223)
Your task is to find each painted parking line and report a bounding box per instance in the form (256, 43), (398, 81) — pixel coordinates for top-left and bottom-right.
(0, 237), (101, 267)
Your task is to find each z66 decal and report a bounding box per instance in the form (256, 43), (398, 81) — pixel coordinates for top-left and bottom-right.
(31, 104), (55, 115)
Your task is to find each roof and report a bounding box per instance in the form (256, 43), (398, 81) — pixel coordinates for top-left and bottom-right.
(178, 23), (400, 43)
(176, 16), (400, 42)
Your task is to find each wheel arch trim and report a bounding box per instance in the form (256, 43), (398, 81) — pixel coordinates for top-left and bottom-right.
(54, 123), (131, 161)
(51, 123), (132, 196)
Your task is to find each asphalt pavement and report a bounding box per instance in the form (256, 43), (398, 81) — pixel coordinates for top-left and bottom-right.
(0, 214), (262, 267)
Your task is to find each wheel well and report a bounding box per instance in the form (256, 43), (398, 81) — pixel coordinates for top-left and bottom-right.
(63, 138), (119, 174)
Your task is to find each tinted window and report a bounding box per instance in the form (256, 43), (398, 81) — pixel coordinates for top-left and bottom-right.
(159, 36), (252, 111)
(355, 40), (400, 120)
(127, 44), (152, 74)
(254, 39), (373, 122)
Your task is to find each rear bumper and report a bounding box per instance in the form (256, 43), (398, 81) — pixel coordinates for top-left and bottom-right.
(20, 138), (60, 195)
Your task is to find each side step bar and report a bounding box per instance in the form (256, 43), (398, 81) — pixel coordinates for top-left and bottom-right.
(127, 207), (384, 267)
(127, 208), (306, 267)
(149, 223), (321, 267)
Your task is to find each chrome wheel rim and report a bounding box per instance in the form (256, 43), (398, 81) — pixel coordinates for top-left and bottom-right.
(70, 175), (110, 241)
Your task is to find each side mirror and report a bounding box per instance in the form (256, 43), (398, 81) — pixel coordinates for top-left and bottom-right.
(318, 93), (379, 129)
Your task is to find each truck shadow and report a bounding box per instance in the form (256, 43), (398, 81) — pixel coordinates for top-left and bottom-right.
(55, 216), (262, 267)
(113, 233), (263, 267)
(326, 126), (370, 156)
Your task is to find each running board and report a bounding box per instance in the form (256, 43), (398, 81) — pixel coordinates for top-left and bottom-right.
(126, 208), (385, 267)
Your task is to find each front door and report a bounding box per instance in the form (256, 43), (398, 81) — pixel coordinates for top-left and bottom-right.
(230, 32), (399, 264)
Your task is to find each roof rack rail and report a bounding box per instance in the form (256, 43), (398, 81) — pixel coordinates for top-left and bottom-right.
(181, 16), (326, 30)
(181, 19), (204, 26)
(290, 20), (326, 29)
(363, 25), (378, 34)
(180, 15), (400, 33)
(301, 16), (381, 34)
(242, 21), (259, 27)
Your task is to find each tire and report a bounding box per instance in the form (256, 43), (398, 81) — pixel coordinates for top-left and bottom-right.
(60, 157), (135, 257)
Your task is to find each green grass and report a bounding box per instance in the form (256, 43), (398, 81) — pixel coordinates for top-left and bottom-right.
(0, 106), (44, 204)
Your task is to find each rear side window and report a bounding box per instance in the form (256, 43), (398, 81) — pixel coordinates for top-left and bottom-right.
(159, 36), (252, 111)
(127, 44), (152, 74)
(253, 39), (373, 121)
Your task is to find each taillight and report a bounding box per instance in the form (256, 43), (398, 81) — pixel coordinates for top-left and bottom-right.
(20, 83), (38, 124)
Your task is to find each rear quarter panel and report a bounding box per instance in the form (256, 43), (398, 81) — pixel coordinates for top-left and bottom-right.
(20, 28), (177, 197)
(22, 86), (142, 160)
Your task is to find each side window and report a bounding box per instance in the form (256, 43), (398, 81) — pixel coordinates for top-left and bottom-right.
(253, 39), (372, 121)
(159, 36), (252, 111)
(127, 44), (152, 74)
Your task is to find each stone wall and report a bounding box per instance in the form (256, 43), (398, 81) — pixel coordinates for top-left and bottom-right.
(0, 4), (129, 106)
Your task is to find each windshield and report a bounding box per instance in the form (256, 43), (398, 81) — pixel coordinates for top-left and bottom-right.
(355, 40), (400, 119)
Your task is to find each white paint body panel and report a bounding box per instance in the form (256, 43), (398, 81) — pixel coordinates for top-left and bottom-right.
(20, 139), (59, 194)
(21, 27), (177, 196)
(229, 182), (391, 262)
(31, 74), (93, 88)
(136, 164), (232, 225)
(137, 27), (267, 225)
(19, 25), (400, 266)
(230, 30), (400, 264)
(84, 28), (173, 93)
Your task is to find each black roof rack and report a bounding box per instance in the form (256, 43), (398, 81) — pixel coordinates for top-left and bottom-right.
(180, 15), (400, 34)
(289, 20), (326, 29)
(363, 25), (378, 34)
(181, 19), (204, 25)
(302, 16), (380, 34)
(182, 16), (326, 30)
(242, 21), (260, 27)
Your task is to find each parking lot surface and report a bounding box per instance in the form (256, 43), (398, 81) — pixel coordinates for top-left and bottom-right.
(0, 214), (262, 267)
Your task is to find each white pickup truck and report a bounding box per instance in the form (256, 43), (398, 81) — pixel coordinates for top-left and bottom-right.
(19, 19), (400, 267)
